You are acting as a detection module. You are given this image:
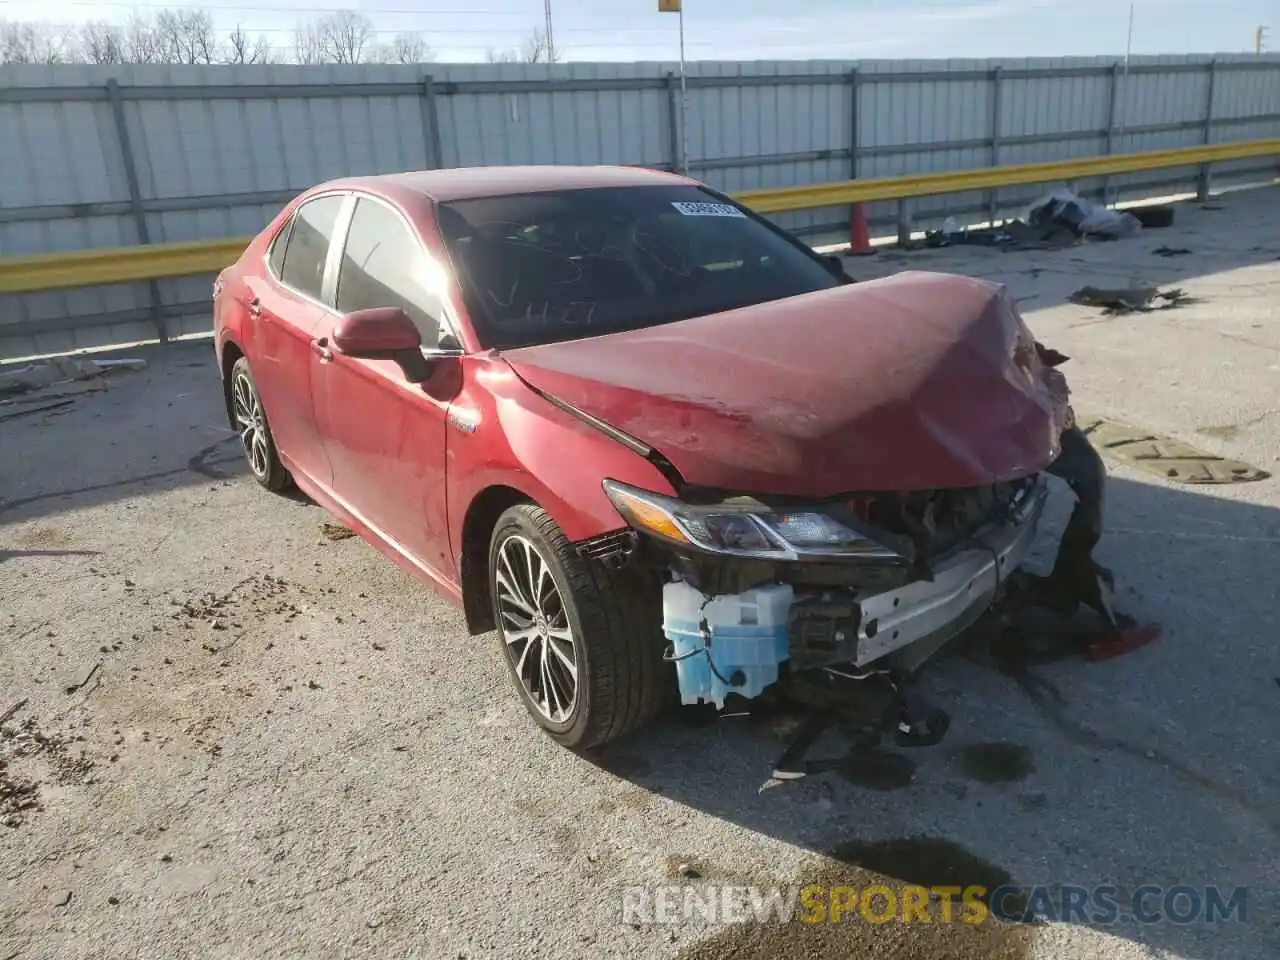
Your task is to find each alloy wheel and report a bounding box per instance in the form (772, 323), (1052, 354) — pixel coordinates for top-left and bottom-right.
(494, 534), (578, 723)
(232, 371), (270, 480)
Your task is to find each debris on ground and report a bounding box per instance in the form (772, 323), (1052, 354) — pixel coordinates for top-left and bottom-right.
(0, 399), (78, 423)
(0, 699), (28, 726)
(1152, 245), (1193, 257)
(916, 187), (1149, 252)
(1076, 413), (1271, 484)
(320, 522), (357, 542)
(64, 661), (103, 695)
(1, 715), (96, 827)
(1130, 204), (1175, 229)
(1025, 188), (1142, 241)
(0, 356), (146, 399)
(1068, 284), (1192, 315)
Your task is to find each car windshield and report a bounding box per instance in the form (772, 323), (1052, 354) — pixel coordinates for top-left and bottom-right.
(435, 185), (841, 349)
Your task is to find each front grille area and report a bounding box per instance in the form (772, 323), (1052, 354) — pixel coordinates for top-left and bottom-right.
(862, 480), (1027, 556)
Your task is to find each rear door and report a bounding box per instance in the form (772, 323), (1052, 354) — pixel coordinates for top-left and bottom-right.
(246, 192), (347, 488)
(310, 195), (459, 581)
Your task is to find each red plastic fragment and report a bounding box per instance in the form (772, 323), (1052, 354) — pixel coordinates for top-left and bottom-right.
(1084, 623), (1161, 662)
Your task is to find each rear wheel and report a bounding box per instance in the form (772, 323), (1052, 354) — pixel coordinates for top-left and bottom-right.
(489, 504), (670, 750)
(230, 357), (291, 492)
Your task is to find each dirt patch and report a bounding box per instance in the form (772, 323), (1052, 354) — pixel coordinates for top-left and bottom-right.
(320, 522), (357, 542)
(1, 715), (95, 827)
(676, 838), (1035, 960)
(169, 574), (299, 629)
(14, 526), (71, 549)
(958, 743), (1035, 784)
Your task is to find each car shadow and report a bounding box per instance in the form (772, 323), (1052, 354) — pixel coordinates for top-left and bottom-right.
(584, 473), (1279, 960)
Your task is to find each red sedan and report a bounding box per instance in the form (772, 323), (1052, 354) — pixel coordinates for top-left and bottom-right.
(213, 165), (1076, 750)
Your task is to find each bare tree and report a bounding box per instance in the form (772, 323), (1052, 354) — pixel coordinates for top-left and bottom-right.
(223, 24), (272, 65)
(122, 12), (166, 64)
(486, 25), (561, 64)
(368, 31), (431, 64)
(155, 8), (217, 65)
(318, 10), (372, 65)
(294, 20), (325, 65)
(522, 25), (560, 64)
(79, 21), (126, 64)
(0, 19), (74, 64)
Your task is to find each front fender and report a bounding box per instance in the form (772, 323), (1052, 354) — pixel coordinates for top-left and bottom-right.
(448, 357), (679, 557)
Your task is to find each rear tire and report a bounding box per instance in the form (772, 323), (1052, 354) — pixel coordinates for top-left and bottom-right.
(229, 357), (291, 493)
(489, 503), (670, 750)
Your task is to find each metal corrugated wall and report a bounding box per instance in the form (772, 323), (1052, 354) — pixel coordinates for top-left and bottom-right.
(2, 54), (1279, 360)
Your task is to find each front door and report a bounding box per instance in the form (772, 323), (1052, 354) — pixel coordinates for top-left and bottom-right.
(248, 193), (347, 488)
(311, 195), (459, 584)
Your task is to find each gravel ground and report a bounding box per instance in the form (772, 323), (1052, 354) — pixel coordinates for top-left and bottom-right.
(2, 189), (1279, 960)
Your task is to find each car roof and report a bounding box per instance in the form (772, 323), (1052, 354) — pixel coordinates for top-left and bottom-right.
(316, 164), (699, 204)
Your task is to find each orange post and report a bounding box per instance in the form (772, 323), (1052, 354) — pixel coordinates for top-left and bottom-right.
(848, 203), (874, 255)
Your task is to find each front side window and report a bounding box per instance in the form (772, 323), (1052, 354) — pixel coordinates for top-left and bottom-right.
(278, 194), (345, 301)
(436, 185), (840, 349)
(336, 197), (446, 347)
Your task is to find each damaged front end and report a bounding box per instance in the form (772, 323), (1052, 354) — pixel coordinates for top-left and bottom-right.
(600, 474), (1049, 711)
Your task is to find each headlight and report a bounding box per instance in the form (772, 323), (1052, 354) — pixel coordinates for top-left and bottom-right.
(602, 480), (897, 559)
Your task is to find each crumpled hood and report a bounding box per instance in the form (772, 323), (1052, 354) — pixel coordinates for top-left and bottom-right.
(502, 271), (1068, 498)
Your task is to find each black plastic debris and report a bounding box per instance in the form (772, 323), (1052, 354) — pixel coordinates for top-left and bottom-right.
(1131, 204), (1175, 228)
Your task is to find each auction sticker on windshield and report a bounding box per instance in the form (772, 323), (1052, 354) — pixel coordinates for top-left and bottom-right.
(671, 201), (747, 218)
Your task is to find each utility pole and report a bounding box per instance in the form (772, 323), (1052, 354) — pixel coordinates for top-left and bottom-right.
(543, 0), (556, 61)
(658, 0), (689, 175)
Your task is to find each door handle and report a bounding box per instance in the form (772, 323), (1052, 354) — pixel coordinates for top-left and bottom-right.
(248, 297), (262, 320)
(312, 337), (332, 362)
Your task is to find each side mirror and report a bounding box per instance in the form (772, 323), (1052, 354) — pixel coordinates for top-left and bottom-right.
(332, 307), (461, 383)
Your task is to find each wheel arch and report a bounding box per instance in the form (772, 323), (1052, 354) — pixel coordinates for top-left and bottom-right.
(220, 337), (246, 430)
(459, 484), (536, 635)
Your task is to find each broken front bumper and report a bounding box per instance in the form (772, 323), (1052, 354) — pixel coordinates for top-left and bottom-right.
(790, 477), (1050, 670)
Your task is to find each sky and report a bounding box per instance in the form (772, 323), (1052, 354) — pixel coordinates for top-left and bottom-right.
(3, 0), (1274, 62)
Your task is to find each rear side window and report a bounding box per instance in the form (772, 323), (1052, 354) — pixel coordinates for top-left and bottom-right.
(278, 194), (345, 301)
(267, 219), (292, 277)
(336, 197), (446, 346)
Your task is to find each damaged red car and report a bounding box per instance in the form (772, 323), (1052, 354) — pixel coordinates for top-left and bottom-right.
(212, 165), (1101, 750)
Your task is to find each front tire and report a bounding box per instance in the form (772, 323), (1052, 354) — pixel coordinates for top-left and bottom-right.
(229, 357), (291, 492)
(489, 504), (669, 750)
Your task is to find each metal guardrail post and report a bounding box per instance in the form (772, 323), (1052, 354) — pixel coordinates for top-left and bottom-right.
(988, 66), (1003, 224)
(106, 77), (167, 344)
(421, 74), (444, 170)
(1197, 59), (1218, 201)
(1102, 61), (1121, 205)
(848, 68), (859, 181)
(665, 73), (681, 173)
(848, 67), (861, 242)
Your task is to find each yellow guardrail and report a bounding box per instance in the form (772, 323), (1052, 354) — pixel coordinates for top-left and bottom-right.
(0, 139), (1276, 295)
(735, 138), (1280, 213)
(0, 236), (253, 295)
